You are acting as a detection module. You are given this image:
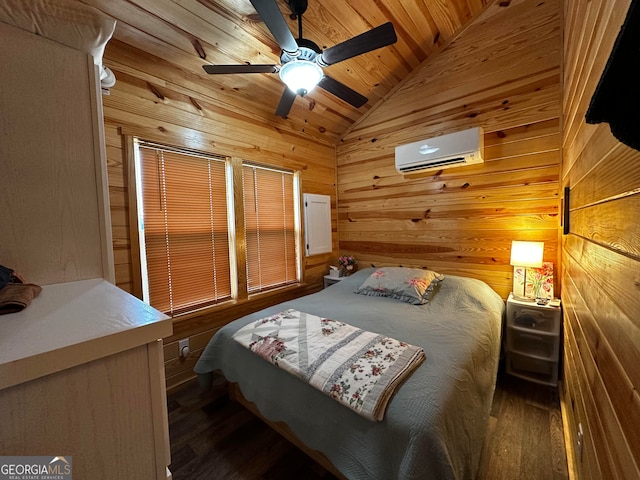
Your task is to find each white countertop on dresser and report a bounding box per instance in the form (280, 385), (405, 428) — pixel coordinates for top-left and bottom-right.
(0, 278), (172, 389)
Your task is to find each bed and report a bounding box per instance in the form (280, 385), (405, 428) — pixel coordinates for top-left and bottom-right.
(194, 267), (505, 480)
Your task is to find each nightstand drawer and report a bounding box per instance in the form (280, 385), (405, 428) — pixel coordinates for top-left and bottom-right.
(506, 327), (559, 360)
(505, 294), (562, 386)
(506, 351), (559, 386)
(506, 306), (560, 333)
(323, 275), (346, 289)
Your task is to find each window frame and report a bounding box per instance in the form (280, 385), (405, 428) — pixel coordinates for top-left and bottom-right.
(126, 135), (303, 318)
(241, 160), (302, 295)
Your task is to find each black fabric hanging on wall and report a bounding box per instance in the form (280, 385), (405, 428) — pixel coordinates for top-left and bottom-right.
(585, 0), (640, 151)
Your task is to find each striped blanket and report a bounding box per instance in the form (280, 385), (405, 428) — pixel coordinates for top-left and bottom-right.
(232, 309), (425, 421)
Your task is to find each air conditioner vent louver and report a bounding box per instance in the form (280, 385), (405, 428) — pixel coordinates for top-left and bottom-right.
(395, 127), (484, 174)
(398, 156), (466, 172)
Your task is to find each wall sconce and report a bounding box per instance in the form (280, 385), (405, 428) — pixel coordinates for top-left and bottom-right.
(563, 186), (570, 235)
(510, 241), (544, 300)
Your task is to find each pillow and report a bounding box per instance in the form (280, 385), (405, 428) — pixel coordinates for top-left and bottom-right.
(355, 267), (444, 305)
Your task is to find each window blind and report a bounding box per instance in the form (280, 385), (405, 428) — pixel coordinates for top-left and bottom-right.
(138, 144), (231, 315)
(242, 163), (298, 293)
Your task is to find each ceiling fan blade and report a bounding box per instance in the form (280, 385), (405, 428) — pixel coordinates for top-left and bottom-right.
(203, 64), (278, 74)
(250, 0), (299, 54)
(317, 76), (368, 108)
(319, 22), (397, 66)
(275, 88), (297, 117)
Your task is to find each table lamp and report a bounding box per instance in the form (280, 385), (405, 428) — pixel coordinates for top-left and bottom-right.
(510, 241), (544, 300)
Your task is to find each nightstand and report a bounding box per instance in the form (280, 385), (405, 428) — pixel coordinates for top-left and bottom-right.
(505, 293), (562, 386)
(323, 275), (346, 288)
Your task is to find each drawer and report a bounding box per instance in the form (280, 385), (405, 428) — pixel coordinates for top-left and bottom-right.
(506, 351), (558, 386)
(506, 327), (559, 360)
(507, 306), (560, 334)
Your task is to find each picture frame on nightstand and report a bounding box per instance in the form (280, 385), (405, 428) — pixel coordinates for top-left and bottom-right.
(513, 262), (554, 301)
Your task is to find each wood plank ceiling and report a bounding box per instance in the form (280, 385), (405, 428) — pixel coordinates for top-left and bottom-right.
(81, 0), (492, 146)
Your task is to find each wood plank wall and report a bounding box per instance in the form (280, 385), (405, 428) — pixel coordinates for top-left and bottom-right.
(336, 0), (562, 300)
(561, 0), (640, 478)
(101, 40), (338, 391)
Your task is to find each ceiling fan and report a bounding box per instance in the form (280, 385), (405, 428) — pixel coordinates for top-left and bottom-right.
(202, 0), (397, 117)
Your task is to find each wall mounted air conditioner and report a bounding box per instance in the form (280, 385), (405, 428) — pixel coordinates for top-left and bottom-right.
(395, 127), (484, 174)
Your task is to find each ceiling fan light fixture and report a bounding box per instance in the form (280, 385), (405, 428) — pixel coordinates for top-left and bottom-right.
(279, 60), (323, 96)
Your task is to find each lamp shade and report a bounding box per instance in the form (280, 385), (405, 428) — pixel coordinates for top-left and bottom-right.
(510, 241), (544, 267)
(279, 60), (323, 96)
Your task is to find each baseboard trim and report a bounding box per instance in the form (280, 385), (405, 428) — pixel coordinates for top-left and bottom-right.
(559, 381), (578, 480)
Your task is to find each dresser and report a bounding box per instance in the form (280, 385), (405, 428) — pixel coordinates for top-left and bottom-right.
(0, 17), (172, 479)
(0, 280), (173, 479)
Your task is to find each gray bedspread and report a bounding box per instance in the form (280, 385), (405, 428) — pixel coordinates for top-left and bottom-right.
(194, 269), (505, 480)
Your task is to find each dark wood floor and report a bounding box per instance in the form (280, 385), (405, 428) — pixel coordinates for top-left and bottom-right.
(477, 367), (569, 480)
(167, 364), (569, 480)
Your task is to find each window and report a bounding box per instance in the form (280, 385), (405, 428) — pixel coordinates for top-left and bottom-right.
(135, 141), (231, 316)
(242, 162), (299, 293)
(133, 140), (301, 316)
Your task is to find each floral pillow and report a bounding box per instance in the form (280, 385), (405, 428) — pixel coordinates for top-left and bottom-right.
(355, 267), (444, 305)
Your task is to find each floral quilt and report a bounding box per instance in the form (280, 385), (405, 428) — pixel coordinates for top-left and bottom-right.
(232, 308), (425, 421)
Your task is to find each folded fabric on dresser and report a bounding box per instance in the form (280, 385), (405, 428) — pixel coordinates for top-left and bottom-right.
(0, 264), (42, 315)
(232, 308), (425, 421)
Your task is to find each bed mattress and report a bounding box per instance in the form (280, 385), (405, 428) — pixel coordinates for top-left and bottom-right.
(195, 268), (505, 479)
